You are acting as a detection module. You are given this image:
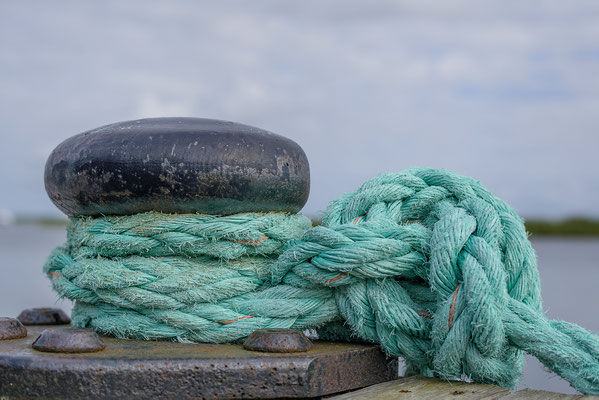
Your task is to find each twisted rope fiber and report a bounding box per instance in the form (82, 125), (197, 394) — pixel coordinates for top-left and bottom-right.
(44, 168), (599, 394)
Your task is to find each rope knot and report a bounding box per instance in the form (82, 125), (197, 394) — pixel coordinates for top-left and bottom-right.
(277, 168), (543, 386)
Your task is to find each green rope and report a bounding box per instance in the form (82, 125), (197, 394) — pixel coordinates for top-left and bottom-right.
(44, 167), (599, 394)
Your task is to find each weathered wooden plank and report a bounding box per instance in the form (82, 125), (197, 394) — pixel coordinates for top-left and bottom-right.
(505, 389), (587, 399)
(327, 376), (596, 400)
(327, 376), (509, 399)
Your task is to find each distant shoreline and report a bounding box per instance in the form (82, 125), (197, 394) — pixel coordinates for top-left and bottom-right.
(13, 216), (68, 228)
(311, 217), (599, 237)
(9, 216), (599, 237)
(524, 219), (599, 237)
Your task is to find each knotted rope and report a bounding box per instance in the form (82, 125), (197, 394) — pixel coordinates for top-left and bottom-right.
(44, 168), (599, 394)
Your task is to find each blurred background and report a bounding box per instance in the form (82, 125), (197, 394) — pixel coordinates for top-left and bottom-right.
(0, 0), (598, 394)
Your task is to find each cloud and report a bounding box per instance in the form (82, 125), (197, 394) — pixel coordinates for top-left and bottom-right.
(0, 1), (598, 218)
(136, 93), (196, 117)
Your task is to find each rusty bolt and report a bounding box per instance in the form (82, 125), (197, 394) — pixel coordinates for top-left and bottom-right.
(17, 307), (71, 325)
(0, 317), (28, 340)
(243, 328), (313, 353)
(32, 327), (105, 353)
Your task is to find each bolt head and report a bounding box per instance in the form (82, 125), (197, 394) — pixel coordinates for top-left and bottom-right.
(243, 328), (313, 353)
(0, 317), (28, 340)
(17, 308), (71, 325)
(32, 327), (105, 353)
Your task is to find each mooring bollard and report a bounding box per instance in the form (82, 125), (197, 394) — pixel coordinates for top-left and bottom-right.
(0, 117), (397, 399)
(44, 117), (310, 216)
(6, 117), (597, 398)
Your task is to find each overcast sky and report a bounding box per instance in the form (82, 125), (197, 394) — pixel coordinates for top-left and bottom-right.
(1, 1), (598, 219)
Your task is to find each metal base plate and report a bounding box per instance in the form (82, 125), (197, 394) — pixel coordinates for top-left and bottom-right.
(0, 325), (397, 399)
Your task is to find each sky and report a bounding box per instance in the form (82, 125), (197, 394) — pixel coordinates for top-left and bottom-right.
(1, 1), (598, 219)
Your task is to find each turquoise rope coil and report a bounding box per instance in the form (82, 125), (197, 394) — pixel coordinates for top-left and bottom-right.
(44, 167), (599, 394)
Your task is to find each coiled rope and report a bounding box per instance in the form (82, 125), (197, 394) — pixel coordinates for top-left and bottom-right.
(45, 168), (599, 394)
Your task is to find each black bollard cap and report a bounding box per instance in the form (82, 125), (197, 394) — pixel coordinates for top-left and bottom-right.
(44, 118), (310, 216)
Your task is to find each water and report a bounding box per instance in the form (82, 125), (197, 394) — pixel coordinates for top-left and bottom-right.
(0, 225), (597, 395)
